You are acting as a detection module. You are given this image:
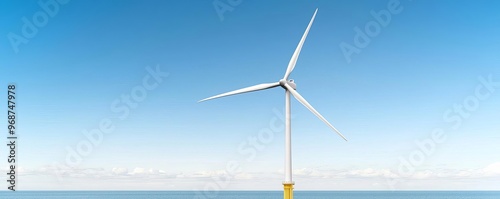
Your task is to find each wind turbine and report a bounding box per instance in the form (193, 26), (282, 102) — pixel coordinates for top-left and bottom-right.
(199, 9), (347, 199)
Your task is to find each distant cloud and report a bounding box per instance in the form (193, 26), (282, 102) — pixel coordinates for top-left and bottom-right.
(286, 162), (500, 180)
(7, 162), (500, 188)
(339, 168), (399, 178)
(483, 162), (500, 176)
(111, 167), (128, 175)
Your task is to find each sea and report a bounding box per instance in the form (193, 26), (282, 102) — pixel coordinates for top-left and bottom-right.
(0, 191), (498, 199)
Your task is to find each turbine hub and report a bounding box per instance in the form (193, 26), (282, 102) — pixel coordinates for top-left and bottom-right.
(279, 79), (297, 90)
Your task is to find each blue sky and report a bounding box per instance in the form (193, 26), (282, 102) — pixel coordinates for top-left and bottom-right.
(1, 0), (499, 191)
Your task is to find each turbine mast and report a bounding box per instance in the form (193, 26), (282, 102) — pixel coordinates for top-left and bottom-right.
(283, 89), (294, 198)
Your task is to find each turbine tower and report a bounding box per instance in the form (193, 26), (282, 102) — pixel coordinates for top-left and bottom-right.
(199, 9), (347, 199)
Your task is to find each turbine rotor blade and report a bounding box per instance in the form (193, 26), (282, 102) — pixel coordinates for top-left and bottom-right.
(283, 8), (318, 80)
(283, 83), (347, 141)
(199, 82), (280, 102)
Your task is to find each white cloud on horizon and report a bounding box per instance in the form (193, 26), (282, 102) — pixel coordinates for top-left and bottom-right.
(10, 162), (500, 180)
(6, 162), (500, 190)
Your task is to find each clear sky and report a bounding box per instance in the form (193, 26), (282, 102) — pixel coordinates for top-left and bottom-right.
(1, 0), (499, 191)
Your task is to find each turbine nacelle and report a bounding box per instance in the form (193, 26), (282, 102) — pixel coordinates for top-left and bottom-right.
(280, 79), (297, 90)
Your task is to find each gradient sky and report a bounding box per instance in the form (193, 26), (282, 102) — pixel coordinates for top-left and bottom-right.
(1, 0), (499, 191)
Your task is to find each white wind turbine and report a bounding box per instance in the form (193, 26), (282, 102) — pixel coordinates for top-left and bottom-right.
(199, 9), (347, 199)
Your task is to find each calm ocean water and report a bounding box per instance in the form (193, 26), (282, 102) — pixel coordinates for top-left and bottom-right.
(0, 191), (498, 199)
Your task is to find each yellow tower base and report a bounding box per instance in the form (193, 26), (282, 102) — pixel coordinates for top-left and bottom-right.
(283, 182), (294, 199)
